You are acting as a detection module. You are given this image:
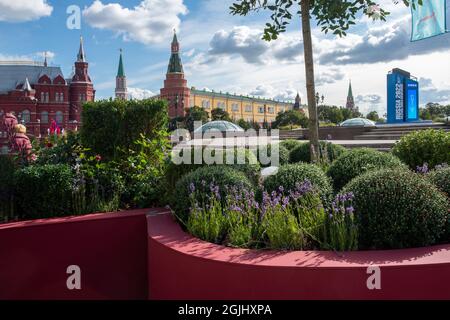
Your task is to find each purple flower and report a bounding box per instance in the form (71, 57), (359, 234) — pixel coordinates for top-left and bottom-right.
(346, 206), (355, 214)
(189, 183), (195, 194)
(416, 163), (429, 174)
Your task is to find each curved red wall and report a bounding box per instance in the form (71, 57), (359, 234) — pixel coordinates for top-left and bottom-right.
(1, 209), (450, 299)
(0, 209), (158, 300)
(147, 213), (450, 300)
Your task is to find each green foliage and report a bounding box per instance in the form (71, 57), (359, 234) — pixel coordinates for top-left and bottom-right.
(34, 132), (86, 166)
(263, 210), (305, 250)
(237, 118), (253, 130)
(289, 141), (347, 164)
(81, 99), (169, 161)
(318, 105), (361, 124)
(264, 163), (333, 201)
(230, 0), (395, 40)
(326, 193), (358, 251)
(255, 144), (290, 167)
(392, 129), (450, 170)
(14, 164), (74, 219)
(173, 166), (254, 224)
(280, 139), (302, 151)
(0, 156), (16, 221)
(343, 169), (449, 249)
(185, 106), (209, 132)
(419, 103), (450, 120)
(272, 110), (308, 129)
(427, 167), (450, 197)
(328, 148), (407, 191)
(166, 146), (261, 192)
(366, 111), (380, 122)
(211, 108), (232, 121)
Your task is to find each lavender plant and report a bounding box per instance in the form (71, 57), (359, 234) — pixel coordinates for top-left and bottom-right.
(326, 193), (358, 252)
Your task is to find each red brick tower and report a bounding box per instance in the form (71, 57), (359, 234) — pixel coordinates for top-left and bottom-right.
(160, 31), (190, 118)
(69, 37), (95, 125)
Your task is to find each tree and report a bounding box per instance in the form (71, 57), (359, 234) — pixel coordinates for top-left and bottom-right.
(366, 111), (380, 122)
(237, 118), (253, 130)
(272, 110), (309, 129)
(211, 108), (232, 121)
(185, 106), (209, 132)
(230, 0), (418, 162)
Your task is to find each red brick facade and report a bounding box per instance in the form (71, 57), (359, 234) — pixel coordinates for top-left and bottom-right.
(0, 38), (95, 154)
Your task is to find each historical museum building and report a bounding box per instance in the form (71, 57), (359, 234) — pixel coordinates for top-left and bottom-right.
(0, 38), (95, 154)
(157, 32), (306, 125)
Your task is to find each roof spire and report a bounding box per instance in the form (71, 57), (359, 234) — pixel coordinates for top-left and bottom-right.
(172, 28), (178, 44)
(44, 51), (48, 67)
(22, 78), (32, 91)
(77, 36), (86, 62)
(117, 48), (125, 77)
(348, 79), (353, 98)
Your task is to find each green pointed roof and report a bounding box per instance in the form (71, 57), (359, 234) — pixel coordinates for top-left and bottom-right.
(167, 53), (183, 73)
(347, 81), (353, 98)
(172, 31), (178, 44)
(117, 50), (125, 77)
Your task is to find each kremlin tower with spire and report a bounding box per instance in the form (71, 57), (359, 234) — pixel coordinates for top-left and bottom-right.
(160, 30), (191, 118)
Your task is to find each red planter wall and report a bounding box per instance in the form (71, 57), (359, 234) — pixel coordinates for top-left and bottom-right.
(148, 213), (450, 300)
(1, 209), (450, 300)
(0, 210), (152, 300)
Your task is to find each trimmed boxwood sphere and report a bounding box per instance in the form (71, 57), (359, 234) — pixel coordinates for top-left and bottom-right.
(328, 148), (407, 191)
(427, 167), (450, 197)
(289, 141), (347, 164)
(173, 166), (254, 224)
(166, 147), (261, 190)
(343, 169), (450, 249)
(264, 163), (333, 201)
(256, 144), (290, 167)
(280, 139), (303, 151)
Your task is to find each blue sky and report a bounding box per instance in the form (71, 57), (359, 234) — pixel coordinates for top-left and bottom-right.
(0, 0), (449, 115)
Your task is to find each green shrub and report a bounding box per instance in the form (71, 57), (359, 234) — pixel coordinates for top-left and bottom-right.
(14, 164), (74, 219)
(81, 99), (169, 161)
(280, 139), (303, 151)
(289, 141), (347, 164)
(255, 144), (289, 167)
(427, 167), (450, 197)
(264, 163), (333, 202)
(0, 156), (16, 221)
(173, 166), (254, 224)
(343, 169), (449, 249)
(328, 148), (407, 191)
(166, 147), (260, 190)
(392, 129), (450, 169)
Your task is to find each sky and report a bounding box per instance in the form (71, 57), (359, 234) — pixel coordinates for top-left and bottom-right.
(0, 0), (449, 116)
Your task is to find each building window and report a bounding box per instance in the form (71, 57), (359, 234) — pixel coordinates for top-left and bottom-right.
(245, 105), (252, 112)
(1, 146), (8, 155)
(55, 92), (64, 102)
(279, 107), (285, 113)
(217, 102), (225, 110)
(40, 92), (49, 103)
(79, 94), (86, 102)
(201, 100), (210, 109)
(232, 103), (239, 112)
(55, 111), (63, 124)
(21, 110), (31, 123)
(268, 107), (274, 114)
(258, 106), (265, 114)
(41, 111), (49, 124)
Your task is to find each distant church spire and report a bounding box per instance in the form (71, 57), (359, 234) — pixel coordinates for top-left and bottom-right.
(115, 49), (127, 100)
(44, 51), (48, 67)
(77, 36), (86, 62)
(294, 92), (301, 110)
(346, 80), (355, 110)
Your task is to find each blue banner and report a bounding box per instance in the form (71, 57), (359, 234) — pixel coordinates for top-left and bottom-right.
(411, 0), (447, 41)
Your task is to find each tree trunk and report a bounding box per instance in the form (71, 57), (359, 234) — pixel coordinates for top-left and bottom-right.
(301, 0), (320, 162)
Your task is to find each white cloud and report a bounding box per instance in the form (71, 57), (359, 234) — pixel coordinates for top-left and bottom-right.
(249, 84), (299, 102)
(83, 0), (188, 45)
(128, 87), (156, 100)
(0, 51), (55, 62)
(0, 0), (53, 22)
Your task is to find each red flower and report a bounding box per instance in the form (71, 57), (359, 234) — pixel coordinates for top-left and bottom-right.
(46, 142), (53, 148)
(95, 155), (102, 162)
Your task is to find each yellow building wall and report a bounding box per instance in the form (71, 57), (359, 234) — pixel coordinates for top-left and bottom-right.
(190, 91), (301, 124)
